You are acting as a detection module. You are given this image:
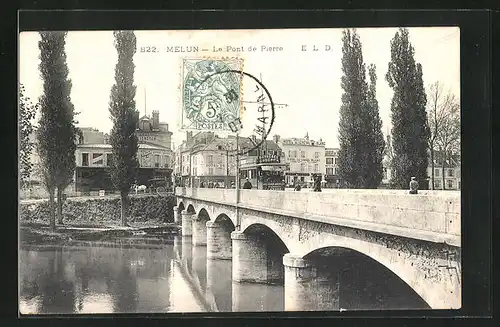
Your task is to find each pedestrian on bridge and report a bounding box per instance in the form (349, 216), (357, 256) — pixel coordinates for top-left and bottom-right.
(293, 175), (302, 191)
(313, 174), (322, 192)
(243, 177), (253, 189)
(409, 177), (419, 194)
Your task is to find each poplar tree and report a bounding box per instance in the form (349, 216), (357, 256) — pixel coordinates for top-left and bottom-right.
(19, 83), (37, 189)
(386, 28), (430, 189)
(337, 29), (385, 188)
(37, 31), (78, 230)
(363, 64), (386, 188)
(109, 31), (140, 226)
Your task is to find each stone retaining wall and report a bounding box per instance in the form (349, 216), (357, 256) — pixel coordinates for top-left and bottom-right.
(19, 194), (176, 224)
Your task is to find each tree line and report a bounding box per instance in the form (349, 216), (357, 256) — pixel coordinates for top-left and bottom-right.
(337, 28), (460, 190)
(19, 31), (140, 230)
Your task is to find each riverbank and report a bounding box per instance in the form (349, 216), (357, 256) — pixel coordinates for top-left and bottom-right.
(20, 220), (181, 246)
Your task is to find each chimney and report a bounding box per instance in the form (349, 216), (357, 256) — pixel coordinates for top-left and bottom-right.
(152, 110), (159, 129)
(273, 134), (280, 144)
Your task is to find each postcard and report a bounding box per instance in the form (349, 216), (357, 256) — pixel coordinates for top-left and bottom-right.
(19, 27), (461, 314)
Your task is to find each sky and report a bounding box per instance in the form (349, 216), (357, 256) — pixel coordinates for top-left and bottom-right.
(19, 27), (460, 149)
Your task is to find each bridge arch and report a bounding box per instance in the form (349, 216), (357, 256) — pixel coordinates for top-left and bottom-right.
(297, 236), (449, 309)
(198, 208), (210, 220)
(186, 204), (196, 214)
(177, 202), (185, 212)
(213, 213), (235, 230)
(302, 246), (431, 310)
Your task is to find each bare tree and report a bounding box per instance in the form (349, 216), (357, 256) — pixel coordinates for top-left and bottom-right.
(426, 81), (460, 190)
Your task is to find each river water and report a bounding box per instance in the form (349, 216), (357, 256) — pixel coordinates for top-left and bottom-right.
(19, 235), (284, 314)
(19, 234), (429, 314)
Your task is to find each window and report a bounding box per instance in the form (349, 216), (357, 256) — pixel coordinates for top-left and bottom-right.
(155, 154), (160, 168)
(208, 155), (213, 166)
(314, 152), (320, 159)
(92, 153), (104, 166)
(326, 158), (334, 165)
(334, 157), (338, 165)
(435, 169), (440, 177)
(82, 153), (89, 166)
(300, 162), (306, 172)
(435, 179), (442, 188)
(314, 164), (319, 172)
(293, 150), (298, 158)
(193, 156), (197, 165)
(301, 151), (305, 158)
(458, 181), (461, 189)
(208, 167), (214, 175)
(288, 150), (292, 158)
(448, 169), (454, 177)
(326, 168), (334, 175)
(334, 168), (338, 175)
(383, 167), (388, 180)
(447, 180), (453, 189)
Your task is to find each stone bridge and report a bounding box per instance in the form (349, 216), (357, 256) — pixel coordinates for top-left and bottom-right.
(174, 187), (461, 311)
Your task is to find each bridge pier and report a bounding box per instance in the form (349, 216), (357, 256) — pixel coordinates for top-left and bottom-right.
(181, 210), (194, 237)
(231, 231), (267, 283)
(192, 215), (208, 246)
(173, 206), (181, 224)
(283, 253), (340, 311)
(207, 221), (232, 260)
(231, 231), (284, 283)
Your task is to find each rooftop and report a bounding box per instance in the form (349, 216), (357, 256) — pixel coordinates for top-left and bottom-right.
(77, 142), (171, 151)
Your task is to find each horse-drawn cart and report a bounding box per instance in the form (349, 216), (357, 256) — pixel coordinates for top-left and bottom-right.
(149, 177), (172, 194)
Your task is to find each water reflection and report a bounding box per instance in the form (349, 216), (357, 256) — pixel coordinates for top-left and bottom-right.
(232, 282), (285, 312)
(19, 235), (285, 314)
(206, 259), (232, 312)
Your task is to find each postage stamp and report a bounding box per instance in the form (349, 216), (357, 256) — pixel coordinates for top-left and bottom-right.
(181, 57), (244, 131)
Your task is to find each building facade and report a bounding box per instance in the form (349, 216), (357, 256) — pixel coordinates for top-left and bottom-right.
(175, 132), (286, 188)
(427, 151), (461, 190)
(324, 147), (340, 188)
(175, 131), (218, 186)
(74, 111), (174, 192)
(274, 134), (326, 186)
(75, 142), (173, 192)
(136, 110), (173, 150)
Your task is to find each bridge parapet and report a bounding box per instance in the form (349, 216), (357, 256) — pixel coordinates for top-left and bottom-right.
(176, 187), (460, 245)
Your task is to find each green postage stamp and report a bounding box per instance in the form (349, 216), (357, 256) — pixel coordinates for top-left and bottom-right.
(181, 57), (244, 131)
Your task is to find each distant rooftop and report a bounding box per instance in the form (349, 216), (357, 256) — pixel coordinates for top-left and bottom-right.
(77, 142), (170, 151)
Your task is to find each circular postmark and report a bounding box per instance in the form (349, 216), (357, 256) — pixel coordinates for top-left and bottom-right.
(195, 69), (276, 156)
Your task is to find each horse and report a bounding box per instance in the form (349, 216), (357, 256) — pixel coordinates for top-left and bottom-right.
(133, 184), (147, 194)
